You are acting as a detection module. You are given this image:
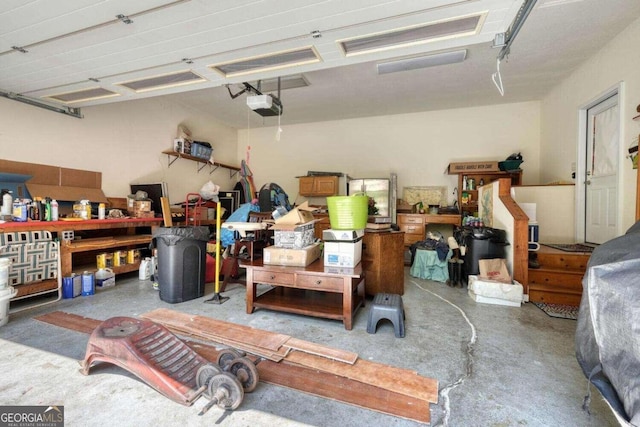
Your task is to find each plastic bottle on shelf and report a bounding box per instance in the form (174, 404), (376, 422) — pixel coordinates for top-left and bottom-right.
(44, 197), (52, 221)
(84, 200), (92, 220)
(32, 197), (41, 220)
(51, 199), (59, 221)
(1, 190), (12, 216)
(98, 203), (106, 220)
(139, 258), (151, 280)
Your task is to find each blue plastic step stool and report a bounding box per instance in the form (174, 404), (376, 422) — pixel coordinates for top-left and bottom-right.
(367, 293), (405, 338)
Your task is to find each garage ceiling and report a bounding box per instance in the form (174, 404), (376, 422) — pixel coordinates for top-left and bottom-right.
(1, 0), (639, 128)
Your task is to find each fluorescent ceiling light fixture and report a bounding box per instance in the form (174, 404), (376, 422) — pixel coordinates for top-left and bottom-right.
(339, 14), (484, 57)
(377, 49), (467, 74)
(210, 47), (321, 78)
(43, 87), (120, 103)
(116, 70), (206, 93)
(538, 0), (584, 8)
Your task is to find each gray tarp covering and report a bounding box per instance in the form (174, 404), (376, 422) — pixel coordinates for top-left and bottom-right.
(152, 226), (210, 246)
(576, 221), (640, 426)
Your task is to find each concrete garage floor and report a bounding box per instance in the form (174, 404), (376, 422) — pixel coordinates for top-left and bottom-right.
(0, 269), (618, 427)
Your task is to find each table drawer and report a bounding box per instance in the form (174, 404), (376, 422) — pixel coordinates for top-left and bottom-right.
(399, 224), (423, 235)
(404, 233), (424, 246)
(296, 274), (343, 292)
(398, 214), (424, 225)
(254, 270), (295, 285)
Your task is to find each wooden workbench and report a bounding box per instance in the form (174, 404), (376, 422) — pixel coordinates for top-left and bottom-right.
(0, 218), (162, 299)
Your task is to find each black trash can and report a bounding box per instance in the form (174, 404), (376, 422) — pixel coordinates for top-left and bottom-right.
(457, 226), (509, 277)
(153, 226), (210, 303)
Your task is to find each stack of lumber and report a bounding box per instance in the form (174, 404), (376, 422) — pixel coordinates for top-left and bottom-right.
(36, 310), (438, 424)
(140, 308), (438, 405)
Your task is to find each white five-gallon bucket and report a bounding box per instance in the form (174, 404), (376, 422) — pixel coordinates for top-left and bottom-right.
(0, 286), (17, 327)
(0, 258), (10, 290)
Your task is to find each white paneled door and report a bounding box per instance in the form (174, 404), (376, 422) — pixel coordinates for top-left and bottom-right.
(585, 94), (619, 244)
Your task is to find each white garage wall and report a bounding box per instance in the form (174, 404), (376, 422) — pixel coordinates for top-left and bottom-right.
(237, 101), (541, 206)
(541, 16), (640, 231)
(0, 96), (238, 206)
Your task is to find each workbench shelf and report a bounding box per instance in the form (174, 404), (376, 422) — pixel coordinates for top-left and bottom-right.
(162, 150), (241, 177)
(63, 235), (152, 253)
(0, 219), (161, 309)
(70, 261), (142, 276)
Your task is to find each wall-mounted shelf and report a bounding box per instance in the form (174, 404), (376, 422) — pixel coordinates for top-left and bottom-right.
(162, 150), (241, 177)
(455, 170), (523, 218)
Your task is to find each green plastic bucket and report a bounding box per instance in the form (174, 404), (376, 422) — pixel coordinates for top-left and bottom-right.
(327, 195), (368, 230)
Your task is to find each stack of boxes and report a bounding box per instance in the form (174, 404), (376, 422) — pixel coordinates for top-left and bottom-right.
(322, 229), (364, 268)
(263, 202), (321, 266)
(261, 201), (366, 269)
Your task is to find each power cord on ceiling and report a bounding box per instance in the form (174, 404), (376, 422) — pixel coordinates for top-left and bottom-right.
(276, 110), (283, 142)
(491, 0), (538, 96)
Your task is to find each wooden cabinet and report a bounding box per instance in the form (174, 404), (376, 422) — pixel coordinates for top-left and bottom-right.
(456, 170), (522, 218)
(298, 176), (339, 197)
(397, 214), (425, 247)
(362, 231), (405, 295)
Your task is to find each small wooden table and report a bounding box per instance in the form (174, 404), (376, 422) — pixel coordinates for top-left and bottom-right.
(241, 259), (365, 330)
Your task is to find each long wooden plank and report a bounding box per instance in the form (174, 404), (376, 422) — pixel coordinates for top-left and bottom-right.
(141, 309), (438, 404)
(286, 351), (438, 404)
(142, 308), (290, 352)
(142, 308), (358, 364)
(185, 342), (430, 424)
(153, 323), (289, 362)
(34, 311), (430, 424)
(283, 337), (358, 364)
(35, 311), (101, 334)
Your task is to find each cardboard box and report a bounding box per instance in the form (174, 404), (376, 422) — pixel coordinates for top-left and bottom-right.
(447, 161), (500, 174)
(275, 201), (315, 225)
(273, 221), (315, 249)
(263, 242), (322, 267)
(324, 238), (362, 268)
(134, 200), (151, 212)
(322, 229), (365, 241)
(174, 138), (192, 154)
(128, 198), (153, 217)
(324, 265), (359, 275)
(0, 159), (108, 204)
(467, 275), (523, 307)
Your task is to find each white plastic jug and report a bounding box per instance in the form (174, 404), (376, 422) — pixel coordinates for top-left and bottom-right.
(139, 257), (151, 280)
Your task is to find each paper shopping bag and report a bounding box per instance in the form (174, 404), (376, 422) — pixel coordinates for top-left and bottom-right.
(478, 258), (512, 283)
